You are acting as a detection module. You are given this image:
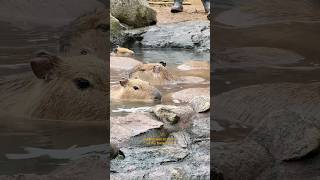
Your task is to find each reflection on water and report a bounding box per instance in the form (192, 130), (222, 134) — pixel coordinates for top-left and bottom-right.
(213, 0), (320, 141)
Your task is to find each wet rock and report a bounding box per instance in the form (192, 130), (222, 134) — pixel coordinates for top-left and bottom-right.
(213, 47), (306, 70)
(171, 88), (210, 104)
(111, 0), (157, 28)
(152, 105), (194, 132)
(111, 143), (210, 180)
(211, 140), (273, 180)
(214, 82), (320, 127)
(110, 113), (164, 147)
(249, 110), (320, 161)
(190, 96), (210, 113)
(110, 56), (142, 71)
(190, 114), (210, 138)
(125, 21), (210, 51)
(110, 14), (127, 46)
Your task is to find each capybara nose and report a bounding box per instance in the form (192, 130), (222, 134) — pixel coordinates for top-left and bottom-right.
(153, 90), (162, 101)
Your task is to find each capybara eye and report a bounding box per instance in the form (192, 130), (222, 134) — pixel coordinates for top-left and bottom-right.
(133, 86), (139, 90)
(74, 78), (91, 90)
(80, 49), (88, 55)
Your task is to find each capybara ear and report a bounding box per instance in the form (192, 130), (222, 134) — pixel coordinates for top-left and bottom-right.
(120, 79), (129, 87)
(30, 51), (61, 81)
(159, 61), (166, 67)
(153, 65), (161, 73)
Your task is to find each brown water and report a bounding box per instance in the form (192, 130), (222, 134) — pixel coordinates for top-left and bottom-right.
(213, 0), (320, 141)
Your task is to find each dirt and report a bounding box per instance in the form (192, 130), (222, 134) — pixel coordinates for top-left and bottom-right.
(150, 4), (208, 24)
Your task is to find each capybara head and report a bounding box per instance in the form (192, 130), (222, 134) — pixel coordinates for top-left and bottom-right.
(29, 51), (107, 122)
(111, 78), (162, 101)
(113, 47), (135, 57)
(129, 61), (175, 85)
(59, 8), (108, 59)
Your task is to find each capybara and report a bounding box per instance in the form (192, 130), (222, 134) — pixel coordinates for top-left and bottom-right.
(110, 78), (162, 102)
(59, 8), (108, 59)
(113, 47), (135, 57)
(129, 62), (176, 85)
(0, 51), (107, 122)
(129, 61), (206, 85)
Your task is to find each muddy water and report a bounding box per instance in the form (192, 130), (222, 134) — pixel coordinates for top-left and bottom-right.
(110, 48), (210, 117)
(213, 0), (320, 141)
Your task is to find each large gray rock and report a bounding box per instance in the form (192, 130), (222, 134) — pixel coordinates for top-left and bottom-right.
(110, 14), (127, 46)
(212, 110), (320, 180)
(125, 21), (210, 52)
(111, 0), (157, 28)
(214, 82), (320, 127)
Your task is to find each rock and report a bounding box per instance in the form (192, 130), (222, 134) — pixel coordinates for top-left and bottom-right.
(211, 141), (273, 180)
(110, 56), (142, 71)
(152, 105), (195, 132)
(190, 114), (210, 138)
(171, 88), (210, 104)
(249, 110), (320, 161)
(110, 113), (164, 147)
(110, 14), (127, 46)
(190, 96), (210, 113)
(125, 21), (210, 51)
(214, 82), (320, 127)
(110, 0), (157, 28)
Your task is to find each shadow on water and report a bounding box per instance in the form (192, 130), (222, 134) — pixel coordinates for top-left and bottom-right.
(213, 0), (320, 141)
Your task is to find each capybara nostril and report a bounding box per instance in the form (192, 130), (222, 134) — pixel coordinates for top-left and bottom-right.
(153, 90), (162, 101)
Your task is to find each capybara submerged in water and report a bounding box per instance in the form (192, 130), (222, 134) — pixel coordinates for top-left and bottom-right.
(110, 78), (162, 102)
(0, 51), (107, 122)
(129, 61), (206, 85)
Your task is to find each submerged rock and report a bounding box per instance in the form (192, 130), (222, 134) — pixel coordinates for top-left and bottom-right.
(110, 113), (164, 147)
(171, 88), (210, 104)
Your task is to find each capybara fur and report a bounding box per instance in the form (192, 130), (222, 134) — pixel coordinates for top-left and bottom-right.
(129, 61), (207, 85)
(110, 78), (162, 102)
(59, 8), (108, 59)
(0, 51), (107, 122)
(129, 62), (176, 85)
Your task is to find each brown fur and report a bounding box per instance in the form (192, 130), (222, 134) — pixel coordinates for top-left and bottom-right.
(129, 63), (176, 85)
(110, 78), (161, 102)
(59, 8), (108, 59)
(0, 55), (107, 122)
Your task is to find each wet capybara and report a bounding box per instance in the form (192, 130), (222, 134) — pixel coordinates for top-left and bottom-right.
(110, 78), (162, 102)
(129, 61), (207, 85)
(59, 8), (108, 59)
(129, 62), (176, 85)
(113, 47), (135, 57)
(0, 51), (107, 122)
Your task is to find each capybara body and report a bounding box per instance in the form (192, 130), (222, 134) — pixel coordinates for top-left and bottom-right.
(129, 61), (207, 85)
(129, 62), (176, 85)
(110, 78), (161, 102)
(0, 52), (107, 122)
